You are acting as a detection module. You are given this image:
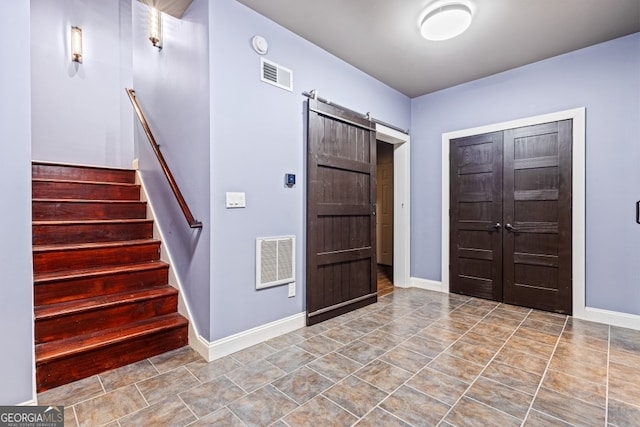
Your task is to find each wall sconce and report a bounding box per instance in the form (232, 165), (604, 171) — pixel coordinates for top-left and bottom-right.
(71, 26), (83, 63)
(149, 8), (163, 49)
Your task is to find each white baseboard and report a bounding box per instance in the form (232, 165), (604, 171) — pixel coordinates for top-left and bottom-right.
(576, 307), (640, 331)
(193, 312), (307, 362)
(18, 399), (37, 406)
(409, 277), (445, 293)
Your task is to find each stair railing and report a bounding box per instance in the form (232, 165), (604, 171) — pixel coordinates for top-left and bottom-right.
(126, 88), (203, 229)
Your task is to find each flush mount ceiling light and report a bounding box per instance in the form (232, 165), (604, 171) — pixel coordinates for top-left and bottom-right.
(420, 1), (473, 41)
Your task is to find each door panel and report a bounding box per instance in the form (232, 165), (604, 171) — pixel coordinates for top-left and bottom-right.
(503, 120), (572, 314)
(450, 132), (504, 301)
(306, 98), (377, 325)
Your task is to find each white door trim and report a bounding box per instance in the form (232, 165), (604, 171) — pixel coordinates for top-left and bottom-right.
(441, 108), (586, 317)
(376, 124), (410, 288)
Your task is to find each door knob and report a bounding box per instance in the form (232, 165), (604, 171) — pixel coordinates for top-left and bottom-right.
(505, 223), (515, 232)
(490, 222), (501, 231)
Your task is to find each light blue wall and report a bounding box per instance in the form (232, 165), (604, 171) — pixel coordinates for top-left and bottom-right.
(0, 1), (35, 405)
(208, 0), (411, 340)
(132, 0), (211, 338)
(410, 33), (640, 315)
(30, 0), (133, 168)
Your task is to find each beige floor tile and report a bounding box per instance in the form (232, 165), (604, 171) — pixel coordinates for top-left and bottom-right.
(296, 335), (343, 357)
(446, 339), (497, 366)
(265, 345), (317, 373)
(400, 335), (449, 358)
(428, 353), (484, 384)
(185, 355), (241, 383)
(337, 340), (386, 365)
(187, 407), (245, 427)
(608, 398), (640, 427)
(148, 346), (202, 373)
(418, 325), (463, 345)
(321, 325), (365, 344)
(503, 335), (555, 359)
(353, 407), (411, 427)
(380, 385), (450, 426)
(118, 395), (196, 427)
(407, 367), (468, 405)
(37, 375), (104, 407)
(469, 321), (515, 340)
(482, 361), (542, 395)
(358, 328), (406, 350)
(322, 375), (388, 417)
(524, 409), (575, 426)
(74, 385), (146, 427)
(227, 384), (298, 426)
(532, 387), (606, 427)
(548, 354), (608, 385)
(282, 395), (357, 427)
(229, 342), (276, 365)
(272, 366), (334, 404)
(495, 347), (549, 376)
(445, 396), (521, 427)
(354, 360), (412, 393)
(379, 346), (431, 374)
(98, 359), (158, 392)
(465, 377), (534, 419)
(227, 360), (286, 393)
(178, 375), (245, 417)
(513, 326), (559, 346)
(542, 369), (606, 408)
(306, 352), (363, 382)
(135, 365), (200, 404)
(608, 375), (640, 407)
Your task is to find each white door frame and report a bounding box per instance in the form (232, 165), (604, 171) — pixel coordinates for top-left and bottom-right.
(441, 108), (586, 318)
(376, 124), (410, 288)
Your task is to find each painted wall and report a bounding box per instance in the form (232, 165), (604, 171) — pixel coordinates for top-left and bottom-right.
(30, 0), (133, 168)
(411, 33), (640, 315)
(0, 1), (35, 405)
(208, 0), (411, 340)
(132, 0), (211, 338)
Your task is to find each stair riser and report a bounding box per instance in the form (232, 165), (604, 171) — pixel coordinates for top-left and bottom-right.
(33, 201), (147, 221)
(36, 326), (188, 391)
(36, 293), (179, 344)
(33, 242), (161, 274)
(33, 181), (140, 201)
(32, 164), (136, 184)
(33, 222), (154, 245)
(35, 266), (169, 305)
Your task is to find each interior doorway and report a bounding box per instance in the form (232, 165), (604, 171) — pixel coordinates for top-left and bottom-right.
(377, 140), (394, 296)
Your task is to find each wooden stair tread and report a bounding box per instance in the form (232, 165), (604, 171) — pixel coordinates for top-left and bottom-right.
(33, 198), (145, 204)
(33, 238), (159, 252)
(36, 313), (188, 363)
(34, 260), (168, 284)
(33, 178), (139, 187)
(35, 286), (177, 320)
(33, 219), (153, 225)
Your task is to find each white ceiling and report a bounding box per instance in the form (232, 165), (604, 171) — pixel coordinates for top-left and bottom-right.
(235, 0), (640, 98)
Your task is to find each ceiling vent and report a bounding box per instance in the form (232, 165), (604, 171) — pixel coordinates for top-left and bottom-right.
(260, 58), (293, 92)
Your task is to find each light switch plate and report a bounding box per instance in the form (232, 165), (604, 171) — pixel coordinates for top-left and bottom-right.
(288, 282), (295, 298)
(226, 192), (246, 208)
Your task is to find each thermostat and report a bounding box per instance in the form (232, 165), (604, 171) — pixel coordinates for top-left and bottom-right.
(285, 173), (295, 188)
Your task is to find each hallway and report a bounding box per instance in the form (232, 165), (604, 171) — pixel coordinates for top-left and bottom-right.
(38, 288), (640, 426)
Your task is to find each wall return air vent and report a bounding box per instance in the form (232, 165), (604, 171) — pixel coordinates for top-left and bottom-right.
(256, 236), (295, 289)
(260, 58), (293, 92)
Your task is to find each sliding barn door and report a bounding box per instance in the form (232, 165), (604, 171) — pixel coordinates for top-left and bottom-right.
(306, 98), (377, 326)
(503, 120), (572, 314)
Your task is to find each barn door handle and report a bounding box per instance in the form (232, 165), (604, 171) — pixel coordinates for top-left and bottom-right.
(490, 222), (501, 231)
(505, 223), (515, 232)
(637, 201), (640, 224)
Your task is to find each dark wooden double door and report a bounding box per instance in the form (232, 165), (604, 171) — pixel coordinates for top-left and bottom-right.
(306, 98), (378, 325)
(450, 120), (572, 314)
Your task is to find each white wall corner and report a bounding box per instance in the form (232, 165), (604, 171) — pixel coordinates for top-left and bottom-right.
(409, 277), (445, 293)
(196, 312), (306, 362)
(135, 171), (202, 354)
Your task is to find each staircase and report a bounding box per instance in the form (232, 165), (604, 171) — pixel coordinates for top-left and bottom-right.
(32, 162), (189, 392)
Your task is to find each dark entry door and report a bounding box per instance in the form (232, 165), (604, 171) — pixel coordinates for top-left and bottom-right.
(503, 120), (572, 314)
(450, 132), (504, 301)
(306, 98), (377, 326)
(450, 120), (572, 314)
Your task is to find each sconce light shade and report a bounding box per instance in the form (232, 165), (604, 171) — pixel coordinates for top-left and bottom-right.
(420, 1), (473, 41)
(71, 26), (83, 63)
(149, 8), (163, 49)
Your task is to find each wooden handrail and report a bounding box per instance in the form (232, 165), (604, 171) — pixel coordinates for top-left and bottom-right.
(126, 88), (203, 229)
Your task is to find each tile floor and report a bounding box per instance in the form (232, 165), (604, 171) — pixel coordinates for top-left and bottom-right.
(38, 288), (640, 426)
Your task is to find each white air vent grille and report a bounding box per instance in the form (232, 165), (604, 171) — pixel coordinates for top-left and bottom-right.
(256, 236), (295, 289)
(260, 58), (293, 92)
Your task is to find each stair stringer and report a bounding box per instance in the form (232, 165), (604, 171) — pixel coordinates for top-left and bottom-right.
(134, 168), (209, 360)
